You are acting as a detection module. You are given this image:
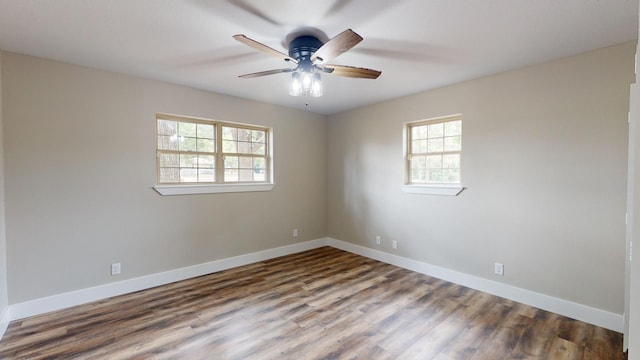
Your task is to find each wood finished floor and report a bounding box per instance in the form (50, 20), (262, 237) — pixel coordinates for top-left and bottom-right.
(0, 246), (627, 359)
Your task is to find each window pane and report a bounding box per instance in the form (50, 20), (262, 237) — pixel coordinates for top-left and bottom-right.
(158, 135), (178, 151)
(444, 120), (462, 136)
(411, 155), (426, 169)
(411, 169), (426, 183)
(159, 153), (178, 167)
(252, 143), (265, 155)
(197, 124), (214, 139)
(179, 137), (197, 152)
(412, 140), (427, 153)
(223, 140), (237, 153)
(180, 168), (197, 182)
(238, 141), (252, 154)
(254, 172), (266, 182)
(239, 156), (252, 169)
(198, 169), (215, 182)
(442, 154), (460, 169)
(443, 169), (460, 183)
(178, 122), (197, 137)
(426, 155), (442, 169)
(158, 120), (177, 136)
(428, 123), (444, 138)
(411, 125), (427, 140)
(238, 128), (251, 142)
(224, 156), (238, 169)
(222, 126), (237, 140)
(197, 155), (215, 169)
(224, 169), (239, 182)
(253, 158), (266, 180)
(180, 154), (197, 168)
(427, 138), (443, 152)
(444, 136), (461, 151)
(428, 169), (444, 183)
(239, 169), (253, 181)
(197, 138), (215, 153)
(254, 157), (266, 170)
(159, 168), (179, 183)
(252, 130), (265, 143)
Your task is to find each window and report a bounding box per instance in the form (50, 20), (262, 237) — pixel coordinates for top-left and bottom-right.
(221, 125), (268, 182)
(157, 117), (216, 183)
(406, 115), (462, 186)
(156, 114), (271, 190)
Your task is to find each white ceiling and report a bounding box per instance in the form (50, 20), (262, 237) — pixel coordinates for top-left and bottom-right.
(0, 0), (637, 115)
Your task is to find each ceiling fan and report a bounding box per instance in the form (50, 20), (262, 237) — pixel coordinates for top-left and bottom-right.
(233, 29), (381, 97)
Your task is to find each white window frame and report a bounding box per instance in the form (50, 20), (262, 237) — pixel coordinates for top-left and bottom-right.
(153, 113), (274, 196)
(402, 114), (464, 196)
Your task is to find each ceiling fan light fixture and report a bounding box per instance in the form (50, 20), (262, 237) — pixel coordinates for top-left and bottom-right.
(289, 72), (302, 96)
(301, 72), (313, 92)
(289, 71), (322, 97)
(311, 73), (322, 97)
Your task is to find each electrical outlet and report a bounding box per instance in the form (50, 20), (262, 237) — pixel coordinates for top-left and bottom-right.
(494, 263), (504, 276)
(111, 263), (121, 276)
(376, 236), (381, 245)
(392, 240), (398, 249)
(293, 228), (298, 237)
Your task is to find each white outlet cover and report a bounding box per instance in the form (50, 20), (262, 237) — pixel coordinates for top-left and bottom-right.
(111, 263), (121, 276)
(494, 263), (504, 275)
(392, 240), (398, 249)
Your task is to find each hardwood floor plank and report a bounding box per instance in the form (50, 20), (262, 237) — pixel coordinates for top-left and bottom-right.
(0, 247), (627, 359)
(589, 326), (626, 360)
(545, 336), (584, 360)
(397, 315), (468, 359)
(378, 298), (463, 355)
(440, 300), (512, 359)
(510, 308), (564, 358)
(471, 307), (533, 359)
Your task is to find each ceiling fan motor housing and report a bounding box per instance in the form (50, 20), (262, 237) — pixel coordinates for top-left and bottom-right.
(289, 35), (323, 71)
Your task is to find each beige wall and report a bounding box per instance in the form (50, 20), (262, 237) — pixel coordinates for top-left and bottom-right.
(1, 53), (327, 303)
(0, 52), (7, 316)
(327, 42), (635, 313)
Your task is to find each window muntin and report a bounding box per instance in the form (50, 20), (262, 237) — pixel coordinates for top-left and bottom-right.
(407, 116), (461, 185)
(156, 114), (270, 185)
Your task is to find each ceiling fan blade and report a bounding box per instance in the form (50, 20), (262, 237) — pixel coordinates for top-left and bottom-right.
(229, 0), (281, 26)
(233, 34), (297, 63)
(311, 29), (363, 64)
(323, 64), (381, 79)
(238, 68), (294, 79)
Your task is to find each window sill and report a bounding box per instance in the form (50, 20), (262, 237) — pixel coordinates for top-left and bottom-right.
(154, 183), (275, 196)
(401, 185), (464, 196)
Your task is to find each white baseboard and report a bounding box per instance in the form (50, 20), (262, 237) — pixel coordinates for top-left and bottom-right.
(327, 238), (623, 332)
(0, 307), (10, 339)
(2, 237), (623, 343)
(9, 238), (327, 321)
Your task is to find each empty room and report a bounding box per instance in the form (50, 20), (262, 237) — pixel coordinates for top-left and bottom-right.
(1, 0), (640, 359)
